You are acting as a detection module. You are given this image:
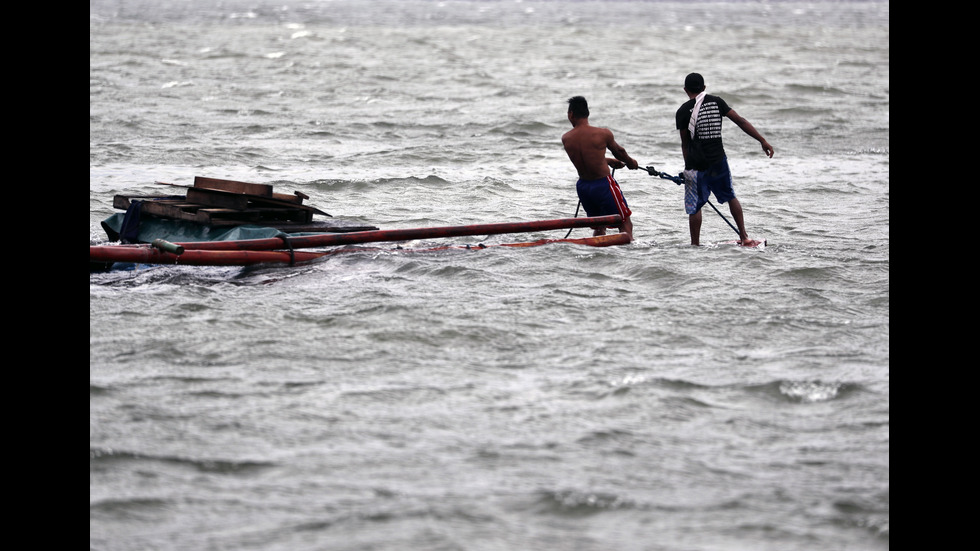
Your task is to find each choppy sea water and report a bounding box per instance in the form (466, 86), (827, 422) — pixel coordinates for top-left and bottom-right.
(90, 1), (889, 550)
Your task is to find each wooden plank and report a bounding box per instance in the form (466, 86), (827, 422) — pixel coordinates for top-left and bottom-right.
(153, 182), (329, 217)
(239, 207), (314, 223)
(195, 207), (312, 224)
(271, 192), (303, 204)
(186, 187), (249, 210)
(193, 176), (273, 197)
(136, 200), (209, 223)
(113, 194), (133, 210)
(202, 217), (312, 227)
(113, 194), (185, 210)
(199, 206), (305, 217)
(115, 196), (315, 225)
(196, 208), (244, 216)
(114, 195), (202, 212)
(240, 196), (327, 218)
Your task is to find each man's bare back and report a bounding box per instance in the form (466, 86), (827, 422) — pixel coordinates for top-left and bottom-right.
(564, 124), (617, 180)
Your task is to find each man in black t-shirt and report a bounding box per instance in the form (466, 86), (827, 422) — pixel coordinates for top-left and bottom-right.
(675, 73), (774, 246)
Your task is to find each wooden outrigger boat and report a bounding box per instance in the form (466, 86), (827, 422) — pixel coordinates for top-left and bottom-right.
(91, 176), (630, 270)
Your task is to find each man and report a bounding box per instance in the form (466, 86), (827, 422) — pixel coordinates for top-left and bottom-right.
(562, 96), (639, 241)
(675, 73), (773, 246)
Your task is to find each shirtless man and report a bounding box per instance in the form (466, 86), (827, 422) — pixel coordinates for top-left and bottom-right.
(561, 96), (639, 241)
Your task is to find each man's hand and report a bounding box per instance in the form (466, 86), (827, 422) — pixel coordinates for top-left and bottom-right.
(761, 141), (774, 158)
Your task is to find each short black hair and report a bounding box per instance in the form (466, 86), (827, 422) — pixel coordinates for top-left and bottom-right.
(567, 96), (589, 118)
(684, 73), (705, 93)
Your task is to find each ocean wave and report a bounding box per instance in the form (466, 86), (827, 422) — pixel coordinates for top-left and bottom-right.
(535, 488), (636, 516)
(90, 447), (276, 473)
(743, 380), (856, 404)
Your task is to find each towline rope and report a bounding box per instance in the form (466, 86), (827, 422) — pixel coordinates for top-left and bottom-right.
(563, 163), (741, 240)
(640, 165), (741, 238)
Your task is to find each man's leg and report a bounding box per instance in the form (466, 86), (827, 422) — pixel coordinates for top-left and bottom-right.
(727, 198), (750, 243)
(689, 210), (702, 246)
(620, 217), (633, 243)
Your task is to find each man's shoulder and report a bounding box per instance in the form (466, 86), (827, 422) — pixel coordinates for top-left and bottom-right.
(704, 94), (730, 110)
(567, 124), (611, 138)
(676, 100), (694, 126)
(676, 99), (696, 120)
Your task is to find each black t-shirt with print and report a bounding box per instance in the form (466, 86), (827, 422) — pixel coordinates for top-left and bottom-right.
(676, 94), (731, 169)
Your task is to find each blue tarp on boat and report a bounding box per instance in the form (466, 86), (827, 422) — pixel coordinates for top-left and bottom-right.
(101, 213), (300, 244)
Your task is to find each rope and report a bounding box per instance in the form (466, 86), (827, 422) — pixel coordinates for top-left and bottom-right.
(277, 234), (296, 266)
(642, 165), (740, 237)
(563, 201), (582, 239)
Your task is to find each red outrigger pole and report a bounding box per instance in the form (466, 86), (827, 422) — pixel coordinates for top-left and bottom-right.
(171, 215), (622, 251)
(90, 247), (331, 266)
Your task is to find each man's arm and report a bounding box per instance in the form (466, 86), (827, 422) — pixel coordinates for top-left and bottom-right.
(726, 109), (774, 158)
(606, 132), (639, 170)
(678, 129), (692, 168)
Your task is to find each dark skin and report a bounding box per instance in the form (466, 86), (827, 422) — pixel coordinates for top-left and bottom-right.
(680, 86), (773, 246)
(562, 109), (639, 240)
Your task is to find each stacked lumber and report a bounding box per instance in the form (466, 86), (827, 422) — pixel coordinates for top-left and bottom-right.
(113, 177), (331, 227)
